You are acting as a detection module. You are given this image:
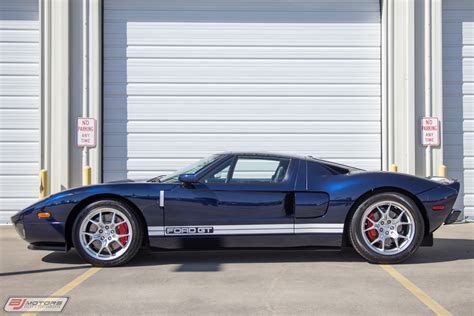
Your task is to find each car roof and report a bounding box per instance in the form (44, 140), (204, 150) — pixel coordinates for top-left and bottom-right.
(220, 151), (308, 160)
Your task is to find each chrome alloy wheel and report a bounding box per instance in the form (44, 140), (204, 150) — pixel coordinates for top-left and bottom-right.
(361, 201), (415, 255)
(79, 207), (133, 261)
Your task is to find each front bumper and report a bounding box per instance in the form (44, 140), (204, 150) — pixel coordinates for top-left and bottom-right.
(11, 212), (68, 252)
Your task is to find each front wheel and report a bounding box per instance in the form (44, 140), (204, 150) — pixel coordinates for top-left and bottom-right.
(349, 193), (425, 264)
(72, 200), (143, 267)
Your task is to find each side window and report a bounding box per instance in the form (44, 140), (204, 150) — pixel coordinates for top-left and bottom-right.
(201, 159), (232, 184)
(230, 157), (290, 183)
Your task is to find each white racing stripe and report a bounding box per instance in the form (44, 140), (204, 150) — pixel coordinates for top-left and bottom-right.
(295, 223), (344, 234)
(148, 226), (165, 236)
(148, 223), (343, 236)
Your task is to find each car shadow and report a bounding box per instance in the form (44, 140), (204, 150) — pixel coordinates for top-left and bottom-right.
(41, 238), (474, 269)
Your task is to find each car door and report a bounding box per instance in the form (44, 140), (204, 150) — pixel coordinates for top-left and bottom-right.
(163, 155), (298, 236)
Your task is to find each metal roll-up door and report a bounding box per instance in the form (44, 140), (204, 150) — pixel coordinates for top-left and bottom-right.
(103, 0), (382, 181)
(0, 0), (39, 223)
(443, 0), (474, 218)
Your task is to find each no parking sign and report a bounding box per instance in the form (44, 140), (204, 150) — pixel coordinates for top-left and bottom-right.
(77, 117), (97, 148)
(421, 117), (440, 146)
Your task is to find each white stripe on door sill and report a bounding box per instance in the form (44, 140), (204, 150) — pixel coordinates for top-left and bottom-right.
(147, 223), (343, 236)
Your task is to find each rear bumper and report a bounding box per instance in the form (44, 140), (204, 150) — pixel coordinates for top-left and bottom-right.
(444, 209), (461, 225)
(416, 181), (460, 232)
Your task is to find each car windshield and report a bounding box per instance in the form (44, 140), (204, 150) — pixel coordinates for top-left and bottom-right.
(154, 154), (221, 183)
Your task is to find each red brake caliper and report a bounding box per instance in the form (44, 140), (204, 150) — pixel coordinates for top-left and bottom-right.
(366, 211), (378, 241)
(117, 222), (129, 245)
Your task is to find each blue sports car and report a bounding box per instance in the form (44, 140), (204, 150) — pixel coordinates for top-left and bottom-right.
(11, 152), (460, 266)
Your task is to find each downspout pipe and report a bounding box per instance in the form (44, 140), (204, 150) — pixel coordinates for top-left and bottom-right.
(424, 0), (432, 177)
(82, 0), (90, 184)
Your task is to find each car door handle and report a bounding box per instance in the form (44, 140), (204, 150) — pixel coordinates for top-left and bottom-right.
(159, 190), (165, 208)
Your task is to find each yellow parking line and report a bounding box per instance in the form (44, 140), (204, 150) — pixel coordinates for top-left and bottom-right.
(380, 265), (452, 316)
(21, 267), (101, 316)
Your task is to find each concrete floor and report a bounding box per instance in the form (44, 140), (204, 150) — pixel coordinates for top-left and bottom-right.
(0, 224), (473, 315)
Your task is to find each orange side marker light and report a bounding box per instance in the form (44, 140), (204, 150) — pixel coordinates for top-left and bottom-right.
(37, 212), (51, 219)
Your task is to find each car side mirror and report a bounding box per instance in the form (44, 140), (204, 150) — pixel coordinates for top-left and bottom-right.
(178, 174), (198, 184)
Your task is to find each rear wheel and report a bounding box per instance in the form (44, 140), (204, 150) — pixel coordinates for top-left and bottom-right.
(72, 200), (143, 267)
(349, 192), (424, 264)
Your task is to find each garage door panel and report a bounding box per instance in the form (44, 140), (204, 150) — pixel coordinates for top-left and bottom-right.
(0, 143), (39, 162)
(0, 162), (39, 175)
(0, 29), (38, 42)
(103, 67), (380, 86)
(0, 129), (38, 142)
(105, 83), (382, 96)
(0, 199), (37, 213)
(0, 43), (39, 63)
(463, 45), (474, 58)
(107, 96), (381, 117)
(464, 157), (474, 169)
(0, 77), (39, 96)
(464, 120), (474, 132)
(125, 134), (380, 158)
(0, 96), (38, 109)
(104, 123), (382, 148)
(104, 0), (381, 181)
(0, 176), (38, 198)
(465, 194), (474, 207)
(124, 121), (380, 134)
(107, 0), (380, 12)
(104, 97), (381, 122)
(103, 59), (380, 84)
(464, 133), (474, 156)
(120, 23), (380, 46)
(105, 33), (380, 51)
(120, 46), (381, 59)
(0, 109), (39, 129)
(464, 172), (474, 194)
(105, 10), (380, 23)
(0, 63), (38, 76)
(110, 83), (381, 96)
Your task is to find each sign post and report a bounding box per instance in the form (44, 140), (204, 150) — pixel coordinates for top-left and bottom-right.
(421, 117), (440, 147)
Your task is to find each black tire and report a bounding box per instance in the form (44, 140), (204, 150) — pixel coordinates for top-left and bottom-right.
(72, 199), (143, 267)
(349, 192), (424, 264)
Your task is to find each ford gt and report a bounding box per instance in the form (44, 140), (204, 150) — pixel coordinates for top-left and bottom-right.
(11, 152), (461, 266)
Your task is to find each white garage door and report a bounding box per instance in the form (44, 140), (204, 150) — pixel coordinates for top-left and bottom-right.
(0, 0), (39, 223)
(443, 0), (474, 218)
(103, 0), (381, 181)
